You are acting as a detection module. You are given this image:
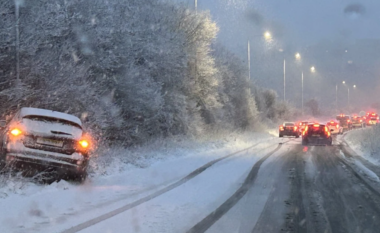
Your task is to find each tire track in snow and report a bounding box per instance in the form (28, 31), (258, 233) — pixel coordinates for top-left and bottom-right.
(61, 139), (290, 233)
(186, 143), (283, 233)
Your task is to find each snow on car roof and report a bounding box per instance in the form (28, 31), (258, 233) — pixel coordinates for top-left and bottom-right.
(19, 107), (82, 127)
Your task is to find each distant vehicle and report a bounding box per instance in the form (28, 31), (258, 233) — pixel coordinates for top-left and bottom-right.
(364, 112), (379, 126)
(359, 111), (366, 117)
(0, 108), (91, 181)
(336, 114), (352, 131)
(326, 120), (343, 135)
(298, 121), (309, 133)
(279, 122), (300, 138)
(351, 115), (365, 128)
(302, 123), (332, 146)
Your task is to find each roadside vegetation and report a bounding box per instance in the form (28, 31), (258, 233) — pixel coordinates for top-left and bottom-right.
(0, 0), (294, 148)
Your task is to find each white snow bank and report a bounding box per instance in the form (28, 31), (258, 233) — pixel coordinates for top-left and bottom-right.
(345, 127), (380, 165)
(354, 160), (380, 183)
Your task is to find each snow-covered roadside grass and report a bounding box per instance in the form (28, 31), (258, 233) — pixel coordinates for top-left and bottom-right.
(344, 126), (380, 165)
(89, 131), (274, 177)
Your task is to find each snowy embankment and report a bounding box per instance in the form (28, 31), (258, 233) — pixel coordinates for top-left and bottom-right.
(0, 131), (279, 233)
(344, 126), (380, 165)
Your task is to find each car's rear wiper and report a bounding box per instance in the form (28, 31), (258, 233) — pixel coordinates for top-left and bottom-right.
(51, 130), (72, 136)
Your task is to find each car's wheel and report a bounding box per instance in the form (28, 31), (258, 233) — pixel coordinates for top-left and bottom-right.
(296, 135), (300, 138)
(279, 134), (283, 138)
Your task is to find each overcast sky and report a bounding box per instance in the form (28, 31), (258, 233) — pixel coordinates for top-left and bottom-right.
(181, 0), (380, 48)
(180, 0), (380, 110)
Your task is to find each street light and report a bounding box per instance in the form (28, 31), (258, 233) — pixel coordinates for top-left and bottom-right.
(295, 53), (301, 60)
(264, 31), (272, 40)
(311, 66), (316, 73)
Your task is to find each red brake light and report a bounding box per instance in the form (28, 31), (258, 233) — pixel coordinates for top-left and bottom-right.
(347, 120), (350, 122)
(10, 128), (22, 136)
(313, 124), (320, 128)
(294, 126), (298, 131)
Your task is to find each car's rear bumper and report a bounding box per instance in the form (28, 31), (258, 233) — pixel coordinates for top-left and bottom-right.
(2, 142), (88, 176)
(329, 128), (340, 134)
(280, 130), (299, 136)
(303, 136), (332, 145)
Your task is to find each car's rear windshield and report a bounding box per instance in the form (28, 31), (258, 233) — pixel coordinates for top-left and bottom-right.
(308, 125), (325, 132)
(284, 123), (294, 126)
(23, 115), (82, 129)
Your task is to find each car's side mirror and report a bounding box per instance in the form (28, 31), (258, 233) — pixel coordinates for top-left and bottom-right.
(0, 120), (6, 128)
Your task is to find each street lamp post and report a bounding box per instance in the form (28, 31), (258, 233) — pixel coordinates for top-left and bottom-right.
(247, 31), (271, 82)
(284, 59), (286, 101)
(336, 84), (338, 114)
(342, 81), (352, 110)
(302, 71), (304, 115)
(301, 66), (316, 115)
(248, 41), (250, 81)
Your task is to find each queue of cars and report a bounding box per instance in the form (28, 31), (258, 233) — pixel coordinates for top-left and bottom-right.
(278, 111), (379, 146)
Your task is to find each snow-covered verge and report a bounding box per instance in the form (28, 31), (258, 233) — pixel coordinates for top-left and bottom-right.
(344, 126), (380, 165)
(0, 131), (280, 233)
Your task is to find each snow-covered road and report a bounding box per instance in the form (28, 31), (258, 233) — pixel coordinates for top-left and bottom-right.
(4, 132), (380, 233)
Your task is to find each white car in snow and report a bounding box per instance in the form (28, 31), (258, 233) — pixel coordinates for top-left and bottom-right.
(326, 120), (343, 135)
(0, 108), (90, 180)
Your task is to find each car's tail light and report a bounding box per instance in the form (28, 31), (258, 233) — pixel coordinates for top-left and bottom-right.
(294, 126), (298, 131)
(313, 124), (320, 128)
(360, 119), (362, 122)
(10, 128), (22, 136)
(280, 126), (284, 131)
(79, 140), (89, 149)
(336, 124), (339, 129)
(302, 126), (308, 136)
(299, 123), (302, 126)
(347, 120), (350, 123)
(324, 126), (330, 137)
(377, 117), (379, 120)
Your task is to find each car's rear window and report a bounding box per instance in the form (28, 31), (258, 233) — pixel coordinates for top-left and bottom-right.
(285, 123), (294, 126)
(23, 115), (82, 129)
(308, 125), (325, 133)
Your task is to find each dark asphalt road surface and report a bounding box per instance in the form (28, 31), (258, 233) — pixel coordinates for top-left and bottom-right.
(253, 144), (380, 233)
(194, 139), (380, 233)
